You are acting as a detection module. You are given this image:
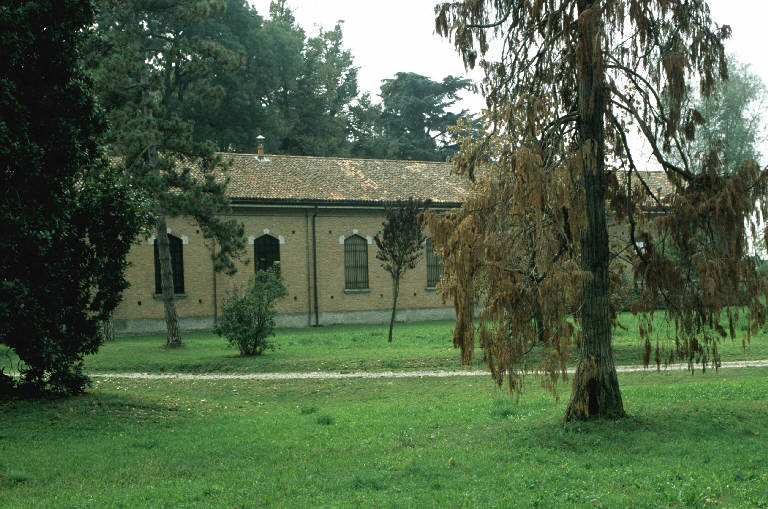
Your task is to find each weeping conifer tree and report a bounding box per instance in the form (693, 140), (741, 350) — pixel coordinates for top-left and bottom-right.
(430, 0), (768, 420)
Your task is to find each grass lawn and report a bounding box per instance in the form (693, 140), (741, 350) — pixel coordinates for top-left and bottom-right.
(1, 368), (767, 507)
(3, 312), (767, 375)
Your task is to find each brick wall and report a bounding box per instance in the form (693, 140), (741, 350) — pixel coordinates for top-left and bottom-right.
(113, 205), (452, 331)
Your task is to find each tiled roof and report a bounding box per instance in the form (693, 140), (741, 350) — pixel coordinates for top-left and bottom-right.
(221, 153), (468, 206)
(616, 169), (673, 196)
(218, 152), (674, 206)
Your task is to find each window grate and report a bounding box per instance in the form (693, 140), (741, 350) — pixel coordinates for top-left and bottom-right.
(344, 235), (369, 289)
(154, 234), (184, 294)
(254, 234), (280, 273)
(426, 238), (443, 288)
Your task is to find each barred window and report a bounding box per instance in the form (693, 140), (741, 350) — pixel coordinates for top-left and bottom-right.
(426, 238), (443, 288)
(154, 234), (184, 294)
(344, 234), (369, 289)
(254, 234), (280, 273)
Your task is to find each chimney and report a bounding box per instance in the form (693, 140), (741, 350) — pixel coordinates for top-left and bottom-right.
(254, 134), (269, 162)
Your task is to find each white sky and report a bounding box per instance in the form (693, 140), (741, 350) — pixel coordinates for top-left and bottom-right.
(248, 0), (485, 110)
(248, 0), (768, 158)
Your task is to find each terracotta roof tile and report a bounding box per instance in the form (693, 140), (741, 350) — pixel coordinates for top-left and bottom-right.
(218, 153), (673, 207)
(221, 153), (467, 205)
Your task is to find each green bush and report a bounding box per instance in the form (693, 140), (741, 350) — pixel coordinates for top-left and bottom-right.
(215, 266), (287, 356)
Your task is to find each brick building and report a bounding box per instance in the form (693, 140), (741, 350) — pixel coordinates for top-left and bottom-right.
(112, 153), (468, 334)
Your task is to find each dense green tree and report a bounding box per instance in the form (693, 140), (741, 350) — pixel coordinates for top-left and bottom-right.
(167, 0), (360, 158)
(0, 0), (150, 395)
(273, 18), (359, 156)
(348, 94), (398, 159)
(181, 0), (274, 153)
(90, 0), (246, 348)
(432, 0), (768, 420)
(253, 1), (307, 152)
(380, 72), (472, 161)
(374, 199), (429, 343)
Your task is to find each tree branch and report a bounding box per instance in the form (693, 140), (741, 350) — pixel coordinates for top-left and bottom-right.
(610, 88), (694, 181)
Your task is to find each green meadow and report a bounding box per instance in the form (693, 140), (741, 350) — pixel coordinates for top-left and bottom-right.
(3, 312), (767, 375)
(2, 315), (768, 507)
(1, 369), (767, 507)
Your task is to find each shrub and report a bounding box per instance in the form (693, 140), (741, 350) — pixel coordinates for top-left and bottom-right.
(0, 2), (151, 396)
(215, 266), (287, 356)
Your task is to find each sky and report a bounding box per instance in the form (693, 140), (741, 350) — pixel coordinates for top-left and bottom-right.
(248, 0), (485, 110)
(248, 0), (768, 158)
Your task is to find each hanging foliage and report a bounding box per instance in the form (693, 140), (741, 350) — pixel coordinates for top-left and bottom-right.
(430, 0), (768, 420)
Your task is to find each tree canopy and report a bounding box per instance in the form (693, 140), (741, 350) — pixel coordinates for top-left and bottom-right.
(0, 0), (150, 394)
(431, 0), (768, 420)
(142, 0), (361, 158)
(379, 73), (472, 161)
(90, 0), (248, 347)
(87, 1), (473, 162)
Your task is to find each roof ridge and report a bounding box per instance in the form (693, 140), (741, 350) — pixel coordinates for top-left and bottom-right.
(218, 152), (453, 165)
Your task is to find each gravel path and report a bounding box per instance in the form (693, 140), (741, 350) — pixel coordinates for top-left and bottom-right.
(89, 359), (768, 381)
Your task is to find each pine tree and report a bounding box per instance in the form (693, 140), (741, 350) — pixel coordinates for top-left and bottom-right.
(380, 73), (472, 161)
(89, 0), (246, 347)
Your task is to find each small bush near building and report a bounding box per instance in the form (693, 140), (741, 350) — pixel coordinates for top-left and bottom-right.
(215, 266), (287, 356)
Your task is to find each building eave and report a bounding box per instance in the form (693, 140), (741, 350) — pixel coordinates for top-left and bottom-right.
(230, 197), (463, 210)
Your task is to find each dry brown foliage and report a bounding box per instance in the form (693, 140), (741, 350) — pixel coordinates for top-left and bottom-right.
(431, 0), (768, 416)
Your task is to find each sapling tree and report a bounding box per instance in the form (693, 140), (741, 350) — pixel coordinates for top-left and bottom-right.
(375, 199), (429, 343)
(431, 0), (768, 420)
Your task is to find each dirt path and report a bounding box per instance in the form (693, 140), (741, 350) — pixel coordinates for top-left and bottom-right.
(88, 359), (768, 381)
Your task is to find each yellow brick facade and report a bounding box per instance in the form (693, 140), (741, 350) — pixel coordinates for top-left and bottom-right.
(111, 154), (665, 333)
(113, 205), (453, 333)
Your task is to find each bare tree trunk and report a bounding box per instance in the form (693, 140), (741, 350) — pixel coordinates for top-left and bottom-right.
(148, 143), (183, 348)
(101, 314), (115, 342)
(157, 214), (182, 347)
(388, 277), (400, 343)
(565, 2), (624, 421)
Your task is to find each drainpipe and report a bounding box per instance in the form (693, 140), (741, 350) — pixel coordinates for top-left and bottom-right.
(305, 209), (312, 327)
(212, 242), (218, 327)
(312, 206), (320, 327)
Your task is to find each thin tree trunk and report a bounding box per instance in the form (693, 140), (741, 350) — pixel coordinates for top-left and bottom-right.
(388, 277), (400, 343)
(148, 143), (183, 348)
(565, 2), (624, 421)
(101, 314), (115, 342)
(156, 215), (182, 347)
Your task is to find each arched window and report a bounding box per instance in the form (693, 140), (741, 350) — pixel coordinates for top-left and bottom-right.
(344, 234), (368, 289)
(254, 234), (280, 273)
(426, 238), (443, 288)
(154, 234), (184, 294)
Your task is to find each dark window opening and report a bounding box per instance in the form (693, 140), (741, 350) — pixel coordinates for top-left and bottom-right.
(344, 234), (369, 289)
(426, 238), (443, 288)
(154, 234), (184, 294)
(255, 234), (280, 273)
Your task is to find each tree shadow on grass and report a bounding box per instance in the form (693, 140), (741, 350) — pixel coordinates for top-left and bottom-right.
(0, 389), (185, 435)
(531, 398), (768, 459)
